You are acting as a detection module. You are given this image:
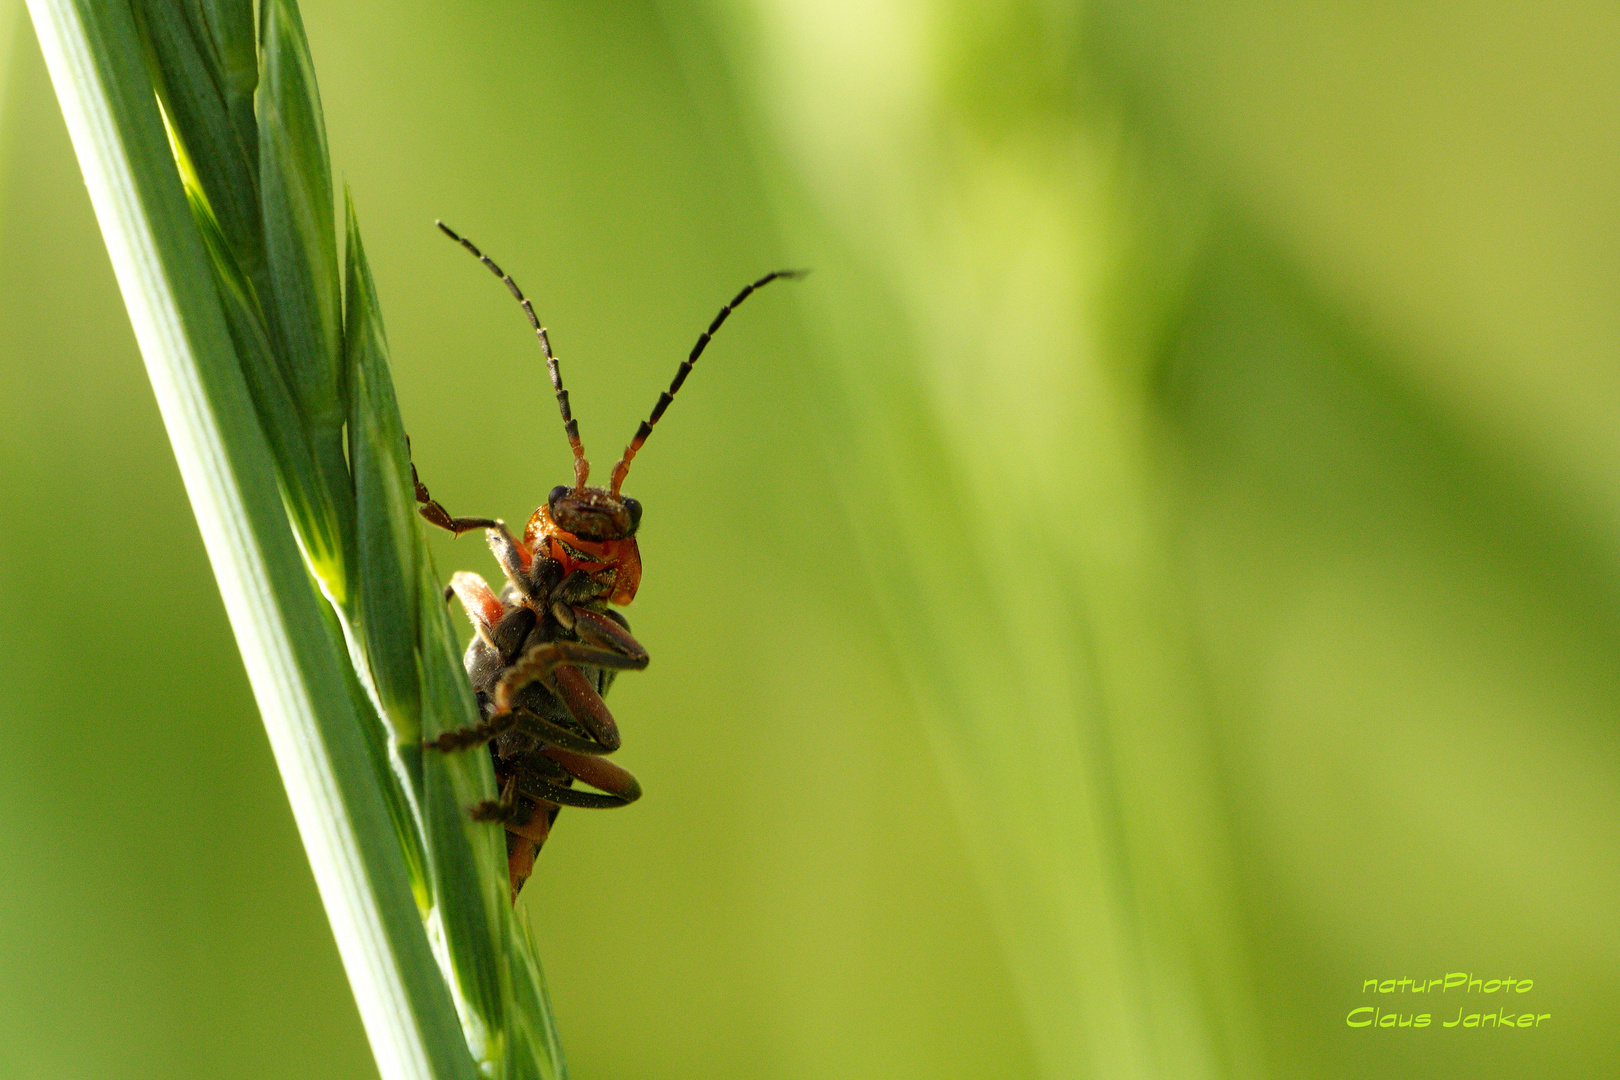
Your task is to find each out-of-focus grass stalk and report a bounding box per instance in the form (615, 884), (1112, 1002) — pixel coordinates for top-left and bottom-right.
(26, 1), (565, 1078)
(697, 2), (1261, 1077)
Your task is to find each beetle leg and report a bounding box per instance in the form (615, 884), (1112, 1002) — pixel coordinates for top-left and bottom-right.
(517, 607), (651, 751)
(484, 523), (534, 595)
(424, 707), (519, 752)
(514, 780), (637, 809)
(469, 774), (522, 824)
(411, 460), (500, 535)
(428, 640), (641, 753)
(538, 746), (641, 805)
(494, 640), (644, 751)
(471, 779), (557, 844)
(552, 664), (626, 752)
(491, 758), (636, 900)
(571, 608), (649, 666)
(471, 775), (566, 838)
(446, 571), (505, 646)
(505, 706), (620, 756)
(504, 748), (640, 809)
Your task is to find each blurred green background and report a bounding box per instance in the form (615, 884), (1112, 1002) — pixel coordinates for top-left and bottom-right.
(2, 1), (1616, 1078)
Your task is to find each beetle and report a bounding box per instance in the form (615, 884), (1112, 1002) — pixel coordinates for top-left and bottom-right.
(415, 221), (801, 899)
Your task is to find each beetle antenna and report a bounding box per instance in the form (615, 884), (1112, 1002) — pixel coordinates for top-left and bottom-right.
(438, 221), (590, 490)
(610, 269), (806, 494)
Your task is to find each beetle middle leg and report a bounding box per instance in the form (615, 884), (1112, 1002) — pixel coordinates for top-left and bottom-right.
(494, 638), (646, 752)
(570, 607), (648, 666)
(425, 638), (644, 753)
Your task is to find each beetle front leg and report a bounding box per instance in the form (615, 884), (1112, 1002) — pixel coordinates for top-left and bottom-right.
(484, 523), (533, 596)
(411, 460), (499, 535)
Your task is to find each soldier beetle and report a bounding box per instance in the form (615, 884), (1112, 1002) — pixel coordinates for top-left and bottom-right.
(415, 221), (801, 898)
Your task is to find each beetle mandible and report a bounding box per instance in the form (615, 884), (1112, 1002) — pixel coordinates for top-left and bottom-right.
(414, 221), (801, 899)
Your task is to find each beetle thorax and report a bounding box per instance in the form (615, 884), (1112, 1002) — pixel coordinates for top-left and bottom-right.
(523, 498), (643, 606)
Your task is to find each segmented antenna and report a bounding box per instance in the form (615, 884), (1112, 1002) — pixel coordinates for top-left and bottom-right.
(437, 221), (591, 491)
(610, 269), (806, 495)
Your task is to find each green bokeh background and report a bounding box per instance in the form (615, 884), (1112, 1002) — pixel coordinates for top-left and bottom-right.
(2, 2), (1615, 1079)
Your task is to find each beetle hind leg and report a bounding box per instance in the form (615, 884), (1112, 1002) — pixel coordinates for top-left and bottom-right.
(529, 746), (642, 807)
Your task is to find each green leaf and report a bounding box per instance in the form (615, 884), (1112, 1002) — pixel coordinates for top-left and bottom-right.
(42, 0), (573, 1074)
(344, 98), (570, 1080)
(131, 0), (346, 618)
(420, 602), (510, 1070)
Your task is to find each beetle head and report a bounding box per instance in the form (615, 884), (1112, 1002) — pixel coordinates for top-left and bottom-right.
(547, 484), (642, 542)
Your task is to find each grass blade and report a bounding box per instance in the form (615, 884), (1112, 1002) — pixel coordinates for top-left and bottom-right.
(23, 2), (481, 1077)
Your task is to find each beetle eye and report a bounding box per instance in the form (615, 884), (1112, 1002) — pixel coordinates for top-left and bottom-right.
(547, 485), (569, 510)
(623, 496), (642, 534)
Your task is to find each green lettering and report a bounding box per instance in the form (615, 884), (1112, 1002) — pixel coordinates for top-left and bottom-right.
(1537, 1014), (1550, 1025)
(1443, 1007), (1462, 1027)
(1502, 978), (1518, 992)
(1397, 977), (1413, 992)
(1468, 977), (1483, 992)
(1517, 1013), (1534, 1027)
(1379, 979), (1396, 993)
(1481, 1011), (1498, 1027)
(1415, 1014), (1431, 1027)
(1444, 973), (1467, 991)
(1517, 980), (1534, 993)
(1398, 1013), (1413, 1027)
(1362, 980), (1379, 993)
(1379, 1012), (1398, 1027)
(1484, 980), (1501, 993)
(1463, 1013), (1480, 1028)
(1427, 978), (1443, 992)
(1347, 1007), (1374, 1027)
